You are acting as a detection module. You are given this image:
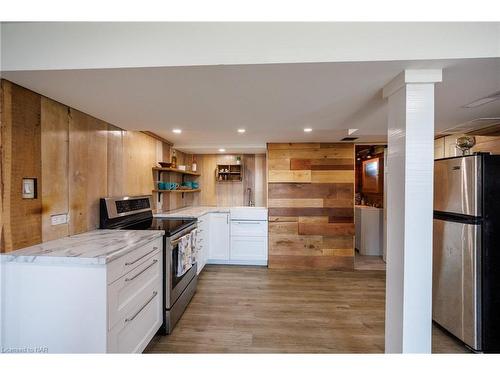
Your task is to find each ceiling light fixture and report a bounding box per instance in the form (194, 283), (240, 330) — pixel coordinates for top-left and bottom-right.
(462, 91), (500, 108)
(348, 128), (358, 135)
(304, 128), (313, 133)
(237, 129), (246, 133)
(172, 129), (182, 134)
(218, 148), (226, 152)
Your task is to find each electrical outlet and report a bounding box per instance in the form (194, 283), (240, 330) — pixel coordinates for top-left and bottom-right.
(51, 214), (68, 226)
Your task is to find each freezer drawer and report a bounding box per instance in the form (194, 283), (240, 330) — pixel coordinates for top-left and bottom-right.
(230, 236), (268, 262)
(434, 155), (481, 216)
(432, 218), (481, 350)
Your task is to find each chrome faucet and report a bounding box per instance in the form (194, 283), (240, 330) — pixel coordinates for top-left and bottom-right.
(247, 187), (255, 207)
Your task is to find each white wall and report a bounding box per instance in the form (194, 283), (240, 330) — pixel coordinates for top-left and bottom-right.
(1, 22), (500, 71)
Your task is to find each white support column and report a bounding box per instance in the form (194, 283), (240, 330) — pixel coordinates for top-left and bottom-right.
(383, 69), (442, 353)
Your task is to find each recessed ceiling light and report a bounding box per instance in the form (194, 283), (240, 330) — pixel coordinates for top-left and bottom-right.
(237, 129), (246, 133)
(218, 148), (226, 152)
(463, 91), (500, 108)
(304, 128), (313, 133)
(172, 129), (182, 134)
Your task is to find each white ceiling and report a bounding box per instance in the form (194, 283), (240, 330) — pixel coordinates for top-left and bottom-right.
(2, 23), (499, 71)
(3, 58), (500, 154)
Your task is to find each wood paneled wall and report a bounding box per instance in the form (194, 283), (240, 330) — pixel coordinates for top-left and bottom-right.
(0, 80), (43, 251)
(435, 134), (500, 159)
(0, 80), (175, 252)
(193, 154), (267, 207)
(267, 143), (355, 270)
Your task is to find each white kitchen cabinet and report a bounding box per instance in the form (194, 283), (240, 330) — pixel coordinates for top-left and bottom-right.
(195, 214), (210, 273)
(229, 220), (268, 265)
(230, 236), (268, 263)
(1, 236), (163, 353)
(207, 212), (230, 263)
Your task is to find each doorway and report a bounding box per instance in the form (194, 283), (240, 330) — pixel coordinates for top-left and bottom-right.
(354, 145), (386, 271)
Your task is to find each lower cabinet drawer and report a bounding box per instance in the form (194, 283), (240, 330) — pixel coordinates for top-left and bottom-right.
(107, 238), (162, 285)
(107, 287), (163, 353)
(108, 249), (162, 331)
(231, 220), (267, 237)
(230, 236), (268, 261)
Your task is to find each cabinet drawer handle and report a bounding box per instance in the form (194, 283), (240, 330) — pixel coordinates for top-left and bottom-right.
(125, 247), (158, 266)
(125, 291), (158, 323)
(125, 259), (158, 282)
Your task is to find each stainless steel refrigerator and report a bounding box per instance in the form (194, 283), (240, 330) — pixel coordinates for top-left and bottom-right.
(433, 153), (500, 352)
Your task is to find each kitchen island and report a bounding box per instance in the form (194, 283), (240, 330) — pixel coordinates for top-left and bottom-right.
(1, 229), (164, 353)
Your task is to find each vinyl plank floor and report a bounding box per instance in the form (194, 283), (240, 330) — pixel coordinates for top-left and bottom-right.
(145, 265), (470, 353)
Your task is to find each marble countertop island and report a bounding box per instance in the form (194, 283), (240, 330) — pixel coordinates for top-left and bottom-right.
(1, 229), (164, 265)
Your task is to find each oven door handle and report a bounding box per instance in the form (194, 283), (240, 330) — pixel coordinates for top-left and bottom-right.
(171, 237), (184, 246)
(171, 232), (195, 246)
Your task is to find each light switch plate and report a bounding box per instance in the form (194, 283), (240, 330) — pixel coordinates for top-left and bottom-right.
(22, 178), (37, 199)
(51, 214), (68, 226)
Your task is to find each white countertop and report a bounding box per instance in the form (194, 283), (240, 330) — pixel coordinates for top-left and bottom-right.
(1, 229), (164, 266)
(155, 206), (267, 219)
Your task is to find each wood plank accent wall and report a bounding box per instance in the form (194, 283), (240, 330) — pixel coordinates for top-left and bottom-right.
(267, 143), (355, 270)
(0, 80), (176, 252)
(194, 154), (267, 207)
(0, 81), (43, 250)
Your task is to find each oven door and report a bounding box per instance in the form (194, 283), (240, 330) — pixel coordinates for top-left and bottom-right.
(165, 226), (198, 309)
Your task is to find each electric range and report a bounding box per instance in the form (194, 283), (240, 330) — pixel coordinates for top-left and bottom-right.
(100, 195), (198, 335)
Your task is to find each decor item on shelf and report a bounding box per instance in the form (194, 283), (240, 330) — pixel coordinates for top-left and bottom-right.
(158, 181), (167, 190)
(178, 165), (186, 171)
(164, 182), (179, 190)
(158, 162), (173, 168)
(355, 192), (362, 205)
(456, 136), (476, 156)
(171, 150), (177, 168)
(182, 181), (194, 189)
(191, 181), (199, 189)
(236, 156), (241, 165)
(192, 157), (197, 172)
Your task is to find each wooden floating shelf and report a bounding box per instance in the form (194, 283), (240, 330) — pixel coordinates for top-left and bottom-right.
(153, 189), (201, 193)
(152, 167), (201, 176)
